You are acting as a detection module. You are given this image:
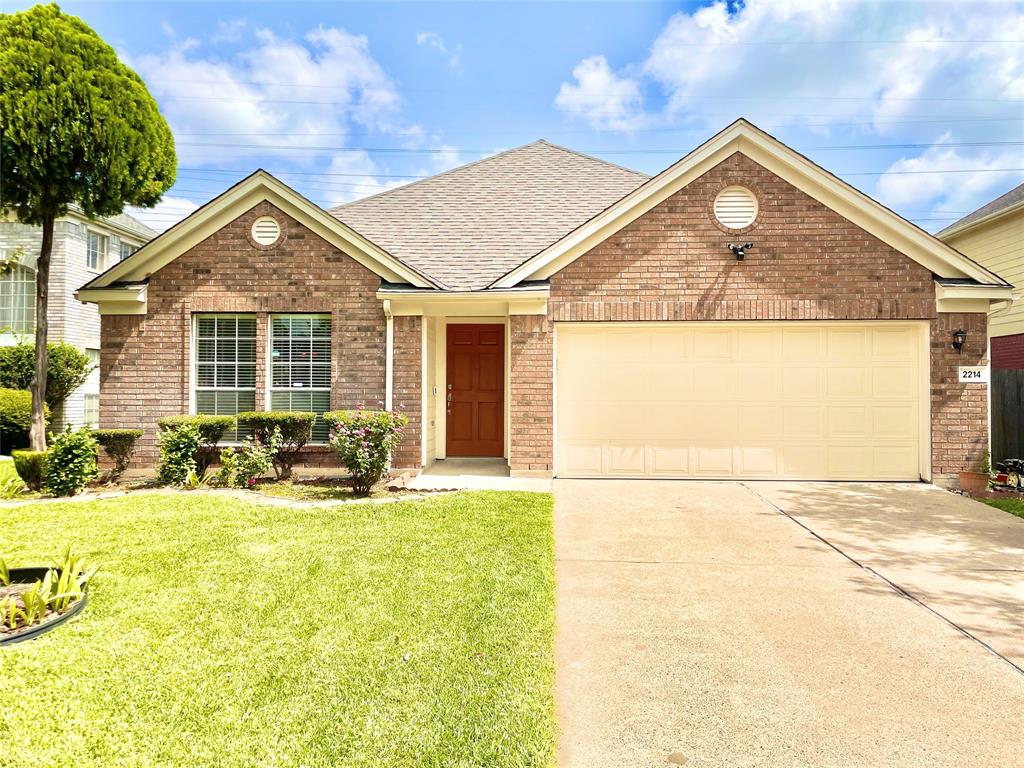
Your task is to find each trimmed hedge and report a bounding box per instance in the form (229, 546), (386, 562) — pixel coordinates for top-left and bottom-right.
(157, 415), (234, 473)
(11, 449), (48, 491)
(0, 388), (48, 453)
(93, 428), (143, 480)
(236, 411), (314, 479)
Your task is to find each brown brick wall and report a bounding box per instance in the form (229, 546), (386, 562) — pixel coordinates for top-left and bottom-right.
(391, 315), (422, 469)
(509, 314), (554, 472)
(101, 201), (389, 466)
(992, 332), (1024, 370)
(930, 312), (989, 485)
(508, 151), (987, 483)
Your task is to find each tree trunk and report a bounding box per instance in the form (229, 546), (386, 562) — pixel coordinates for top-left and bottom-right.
(28, 213), (53, 451)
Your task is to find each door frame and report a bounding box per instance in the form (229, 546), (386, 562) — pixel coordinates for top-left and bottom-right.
(433, 318), (510, 461)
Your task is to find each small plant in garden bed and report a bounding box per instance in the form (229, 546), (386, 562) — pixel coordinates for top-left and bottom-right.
(0, 548), (98, 640)
(46, 427), (99, 497)
(158, 415), (234, 476)
(325, 408), (407, 496)
(218, 428), (283, 488)
(11, 448), (48, 491)
(236, 411), (313, 480)
(93, 429), (143, 482)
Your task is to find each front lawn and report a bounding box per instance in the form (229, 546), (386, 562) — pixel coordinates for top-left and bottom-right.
(981, 496), (1024, 520)
(0, 491), (555, 767)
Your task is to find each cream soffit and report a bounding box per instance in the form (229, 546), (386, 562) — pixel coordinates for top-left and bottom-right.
(376, 286), (549, 317)
(492, 119), (1011, 290)
(79, 170), (437, 298)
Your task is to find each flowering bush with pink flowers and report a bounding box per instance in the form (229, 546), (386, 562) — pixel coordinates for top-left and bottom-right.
(324, 407), (408, 495)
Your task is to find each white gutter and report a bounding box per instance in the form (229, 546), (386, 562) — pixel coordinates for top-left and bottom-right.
(383, 299), (394, 411)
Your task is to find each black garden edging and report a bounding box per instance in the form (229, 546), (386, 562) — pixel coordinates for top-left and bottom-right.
(0, 567), (89, 646)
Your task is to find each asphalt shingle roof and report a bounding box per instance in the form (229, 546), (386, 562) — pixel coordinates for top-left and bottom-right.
(939, 182), (1024, 236)
(330, 140), (649, 289)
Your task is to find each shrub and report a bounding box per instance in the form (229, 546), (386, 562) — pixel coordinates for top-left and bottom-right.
(0, 341), (92, 409)
(236, 411), (313, 480)
(11, 449), (48, 491)
(157, 415), (234, 473)
(0, 388), (48, 452)
(158, 422), (202, 486)
(93, 429), (143, 481)
(217, 428), (283, 489)
(45, 428), (98, 497)
(0, 473), (24, 499)
(324, 409), (407, 496)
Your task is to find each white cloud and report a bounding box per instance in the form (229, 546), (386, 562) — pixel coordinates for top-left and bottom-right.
(554, 55), (648, 131)
(876, 139), (1021, 218)
(416, 31), (462, 69)
(131, 24), (417, 168)
(556, 1), (1023, 135)
(323, 152), (411, 207)
(127, 196), (200, 233)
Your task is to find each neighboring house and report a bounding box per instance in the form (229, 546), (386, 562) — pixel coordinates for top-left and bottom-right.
(77, 119), (1012, 487)
(939, 184), (1024, 462)
(0, 207), (156, 430)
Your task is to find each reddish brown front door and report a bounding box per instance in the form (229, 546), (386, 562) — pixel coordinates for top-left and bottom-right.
(446, 324), (504, 457)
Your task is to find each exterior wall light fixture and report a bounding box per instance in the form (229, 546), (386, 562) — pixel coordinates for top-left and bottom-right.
(952, 328), (967, 354)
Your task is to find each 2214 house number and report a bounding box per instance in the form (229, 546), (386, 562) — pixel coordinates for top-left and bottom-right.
(958, 366), (989, 383)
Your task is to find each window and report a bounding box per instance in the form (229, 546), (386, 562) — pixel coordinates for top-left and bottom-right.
(84, 394), (99, 427)
(194, 315), (257, 442)
(119, 242), (137, 261)
(87, 231), (108, 271)
(0, 263), (36, 334)
(270, 315), (331, 443)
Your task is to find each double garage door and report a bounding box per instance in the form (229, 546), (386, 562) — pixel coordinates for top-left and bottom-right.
(555, 322), (927, 480)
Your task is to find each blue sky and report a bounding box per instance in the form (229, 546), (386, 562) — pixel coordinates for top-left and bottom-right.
(17, 1), (1024, 232)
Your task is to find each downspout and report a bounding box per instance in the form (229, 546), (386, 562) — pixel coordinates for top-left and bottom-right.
(383, 299), (394, 411)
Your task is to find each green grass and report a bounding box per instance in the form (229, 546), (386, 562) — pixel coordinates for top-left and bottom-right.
(0, 491), (555, 767)
(981, 496), (1024, 519)
(252, 479), (360, 502)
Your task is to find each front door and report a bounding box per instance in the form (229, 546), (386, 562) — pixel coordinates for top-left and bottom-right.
(446, 324), (504, 457)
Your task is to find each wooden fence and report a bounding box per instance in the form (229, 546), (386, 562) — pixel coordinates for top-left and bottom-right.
(992, 368), (1024, 463)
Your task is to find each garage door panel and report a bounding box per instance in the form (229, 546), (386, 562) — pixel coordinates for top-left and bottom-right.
(556, 322), (924, 481)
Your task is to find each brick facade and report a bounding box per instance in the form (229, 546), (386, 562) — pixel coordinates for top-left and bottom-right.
(391, 315), (423, 469)
(100, 201), (420, 466)
(509, 314), (554, 472)
(508, 151), (988, 484)
(992, 333), (1024, 370)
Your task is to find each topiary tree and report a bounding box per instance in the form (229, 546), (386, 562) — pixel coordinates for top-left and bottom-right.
(0, 4), (176, 450)
(93, 428), (143, 481)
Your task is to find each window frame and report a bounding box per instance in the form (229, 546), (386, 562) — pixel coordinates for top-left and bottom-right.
(119, 242), (137, 261)
(191, 313), (258, 443)
(87, 231), (108, 272)
(266, 313), (333, 444)
(0, 261), (37, 335)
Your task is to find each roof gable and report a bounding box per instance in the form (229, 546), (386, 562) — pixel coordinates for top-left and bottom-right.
(81, 170), (436, 293)
(939, 182), (1024, 240)
(492, 119), (1010, 289)
(331, 140), (648, 290)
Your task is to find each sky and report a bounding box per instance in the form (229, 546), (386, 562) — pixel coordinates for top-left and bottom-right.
(13, 0), (1024, 233)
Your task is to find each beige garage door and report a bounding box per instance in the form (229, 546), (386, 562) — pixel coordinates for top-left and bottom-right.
(555, 322), (926, 480)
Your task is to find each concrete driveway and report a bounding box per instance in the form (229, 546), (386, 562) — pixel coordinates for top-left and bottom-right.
(555, 480), (1024, 768)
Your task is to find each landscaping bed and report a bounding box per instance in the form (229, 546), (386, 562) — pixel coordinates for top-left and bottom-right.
(0, 490), (555, 767)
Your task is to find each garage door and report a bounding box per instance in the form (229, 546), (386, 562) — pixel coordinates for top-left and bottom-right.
(555, 322), (926, 480)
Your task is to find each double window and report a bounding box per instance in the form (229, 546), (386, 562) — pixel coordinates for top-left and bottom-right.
(193, 314), (332, 444)
(87, 232), (108, 271)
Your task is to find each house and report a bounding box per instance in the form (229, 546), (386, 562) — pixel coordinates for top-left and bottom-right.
(938, 184), (1024, 463)
(0, 208), (156, 430)
(76, 119), (1012, 487)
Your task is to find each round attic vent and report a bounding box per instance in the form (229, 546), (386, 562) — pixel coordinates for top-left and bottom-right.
(251, 216), (281, 245)
(713, 186), (758, 229)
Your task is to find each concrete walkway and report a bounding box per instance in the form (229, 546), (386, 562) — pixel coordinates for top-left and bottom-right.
(555, 480), (1024, 768)
(405, 457), (552, 492)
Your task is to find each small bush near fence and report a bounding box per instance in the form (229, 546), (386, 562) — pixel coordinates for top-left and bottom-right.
(93, 429), (143, 481)
(11, 449), (48, 491)
(46, 428), (98, 497)
(324, 409), (407, 496)
(236, 411), (313, 479)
